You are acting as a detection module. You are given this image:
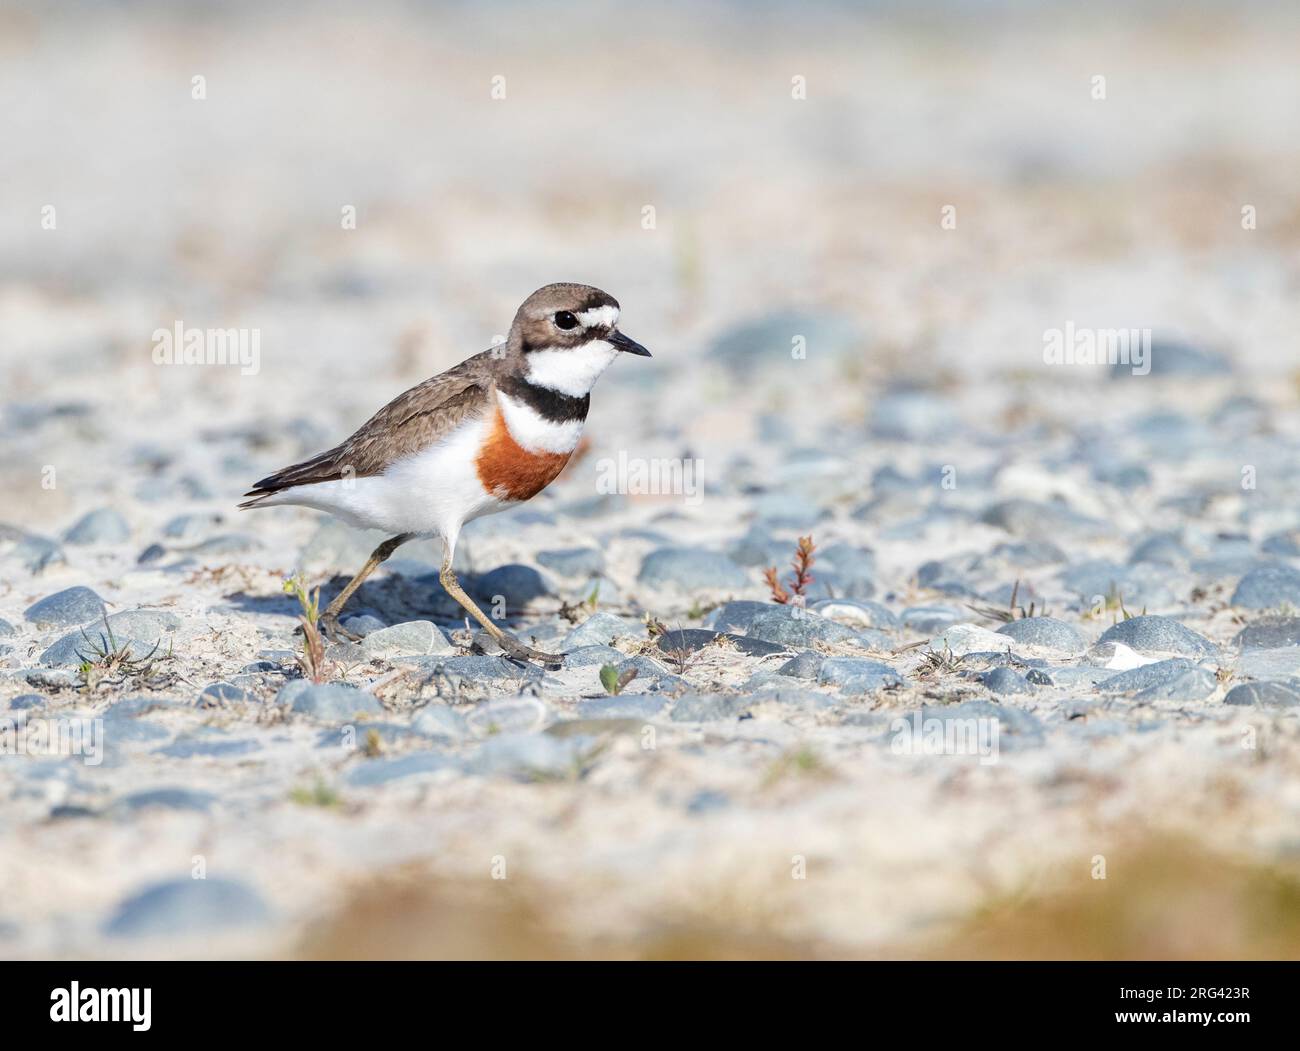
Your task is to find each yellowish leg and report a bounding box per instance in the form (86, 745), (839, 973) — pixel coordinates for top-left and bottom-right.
(319, 533), (413, 641)
(439, 551), (562, 666)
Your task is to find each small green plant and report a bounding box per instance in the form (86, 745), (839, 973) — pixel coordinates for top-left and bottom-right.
(762, 745), (829, 787)
(75, 614), (167, 690)
(765, 535), (816, 604)
(284, 575), (330, 684)
(599, 664), (638, 695)
(290, 780), (341, 808)
(967, 579), (1051, 623)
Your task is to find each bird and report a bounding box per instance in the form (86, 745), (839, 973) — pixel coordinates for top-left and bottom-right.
(240, 282), (650, 664)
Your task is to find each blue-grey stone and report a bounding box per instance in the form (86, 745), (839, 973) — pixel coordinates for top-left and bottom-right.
(1230, 564), (1300, 610)
(914, 699), (1045, 743)
(813, 543), (877, 598)
(411, 705), (470, 739)
(637, 547), (747, 590)
(871, 388), (953, 441)
(161, 512), (224, 540)
(810, 598), (899, 631)
(1129, 533), (1190, 566)
(818, 657), (903, 693)
(980, 499), (1104, 540)
(113, 788), (217, 814)
(996, 617), (1088, 656)
(746, 608), (864, 648)
(8, 694), (45, 710)
(156, 736), (262, 758)
(777, 651), (824, 679)
(63, 508), (130, 545)
(1261, 530), (1300, 558)
(562, 645), (624, 668)
(361, 620), (453, 658)
(469, 732), (587, 779)
(347, 750), (454, 786)
(198, 682), (256, 707)
(1096, 615), (1216, 658)
(705, 600), (777, 633)
(0, 617), (14, 638)
(687, 790), (730, 814)
(0, 525), (65, 573)
(399, 655), (545, 683)
(670, 694), (751, 721)
(901, 605), (963, 633)
(1235, 648), (1300, 679)
(340, 613), (387, 637)
(1094, 462), (1151, 490)
(466, 697), (550, 736)
(472, 564), (554, 610)
(279, 681), (382, 721)
(537, 547), (605, 577)
(105, 877), (271, 937)
(560, 612), (640, 650)
(1234, 617), (1300, 650)
(1133, 667), (1218, 702)
(137, 543), (166, 565)
(656, 628), (787, 658)
(710, 310), (862, 372)
(577, 695), (667, 719)
(979, 667), (1033, 695)
(24, 586), (107, 629)
(1223, 681), (1300, 707)
(1097, 658), (1192, 691)
(1108, 338), (1231, 379)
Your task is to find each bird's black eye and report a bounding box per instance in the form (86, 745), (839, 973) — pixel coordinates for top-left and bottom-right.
(554, 310), (578, 330)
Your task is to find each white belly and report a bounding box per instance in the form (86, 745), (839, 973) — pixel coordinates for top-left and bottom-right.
(256, 416), (507, 540)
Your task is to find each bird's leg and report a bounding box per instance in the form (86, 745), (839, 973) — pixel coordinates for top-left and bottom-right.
(318, 532), (413, 642)
(438, 552), (563, 667)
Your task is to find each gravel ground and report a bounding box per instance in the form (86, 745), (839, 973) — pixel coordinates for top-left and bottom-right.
(3, 1), (1300, 958)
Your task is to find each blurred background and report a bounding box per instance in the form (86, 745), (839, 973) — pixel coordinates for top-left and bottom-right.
(3, 1), (1300, 959)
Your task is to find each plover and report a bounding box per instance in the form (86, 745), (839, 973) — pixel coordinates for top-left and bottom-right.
(240, 283), (650, 664)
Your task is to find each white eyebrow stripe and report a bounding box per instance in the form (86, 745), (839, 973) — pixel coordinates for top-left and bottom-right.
(576, 305), (619, 329)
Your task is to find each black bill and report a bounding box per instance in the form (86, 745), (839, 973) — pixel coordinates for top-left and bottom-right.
(609, 330), (652, 357)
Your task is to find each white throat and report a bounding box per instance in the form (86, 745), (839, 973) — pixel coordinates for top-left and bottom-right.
(525, 340), (619, 397)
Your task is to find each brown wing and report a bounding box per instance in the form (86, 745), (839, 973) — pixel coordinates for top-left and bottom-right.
(240, 351), (495, 506)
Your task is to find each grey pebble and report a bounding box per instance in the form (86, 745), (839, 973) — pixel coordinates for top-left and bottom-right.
(777, 650), (824, 679)
(537, 547), (605, 577)
(562, 645), (624, 668)
(670, 694), (751, 722)
(637, 547), (748, 590)
(1223, 681), (1300, 707)
(346, 750), (455, 786)
(105, 877), (271, 938)
(472, 564), (554, 610)
(279, 681), (382, 721)
(24, 586), (107, 629)
(63, 508), (131, 545)
(361, 620), (454, 658)
(996, 617), (1088, 656)
(979, 667), (1033, 695)
(1230, 564), (1300, 610)
(1234, 617), (1300, 650)
(1096, 615), (1217, 658)
(561, 612), (641, 649)
(818, 657), (903, 693)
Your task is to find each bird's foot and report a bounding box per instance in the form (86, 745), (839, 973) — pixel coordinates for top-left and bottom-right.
(317, 614), (360, 644)
(493, 632), (564, 668)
